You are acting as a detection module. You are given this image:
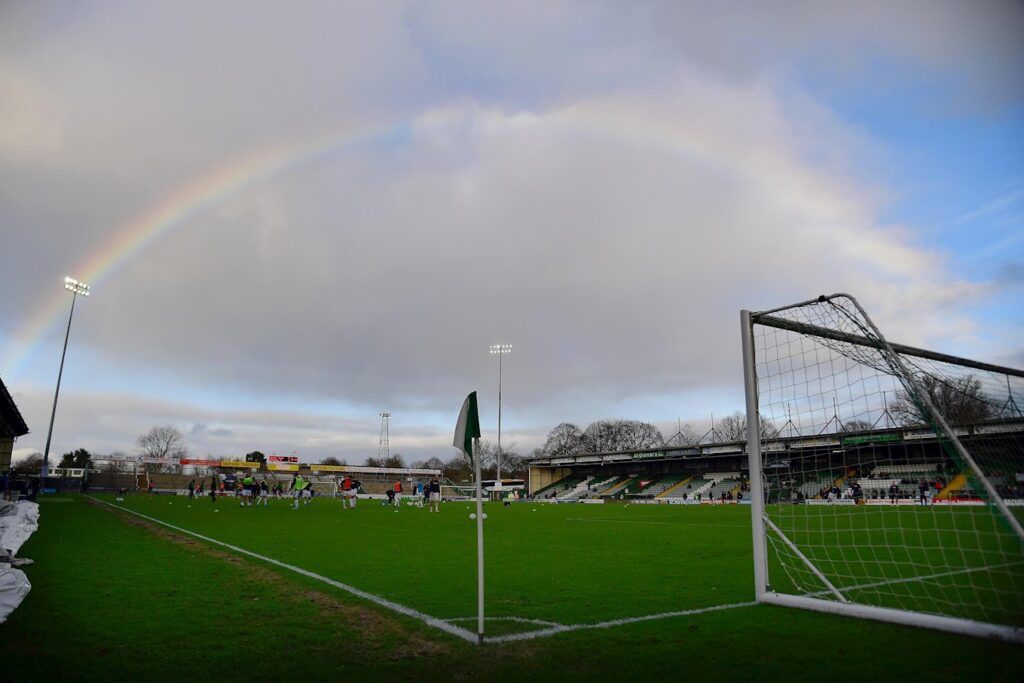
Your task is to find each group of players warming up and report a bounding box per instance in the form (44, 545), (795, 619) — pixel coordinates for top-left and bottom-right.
(186, 473), (443, 511)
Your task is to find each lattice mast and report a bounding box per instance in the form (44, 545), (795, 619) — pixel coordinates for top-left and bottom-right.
(378, 412), (390, 462)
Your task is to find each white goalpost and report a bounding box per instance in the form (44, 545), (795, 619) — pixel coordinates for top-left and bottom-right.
(741, 294), (1024, 643)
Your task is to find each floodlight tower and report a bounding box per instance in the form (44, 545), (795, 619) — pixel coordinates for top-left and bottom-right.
(378, 412), (390, 462)
(41, 277), (91, 479)
(489, 344), (512, 482)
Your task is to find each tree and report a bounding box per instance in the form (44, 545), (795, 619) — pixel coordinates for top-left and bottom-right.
(422, 457), (445, 471)
(59, 448), (92, 469)
(497, 446), (527, 478)
(890, 374), (993, 427)
(365, 457), (384, 468)
(13, 453), (42, 474)
(541, 423), (585, 457)
(244, 451), (267, 466)
(841, 419), (875, 433)
(715, 412), (779, 441)
(580, 420), (663, 453)
(616, 421), (664, 449)
(382, 454), (406, 469)
(664, 423), (701, 447)
(319, 456), (346, 466)
(137, 426), (188, 459)
(444, 455), (470, 482)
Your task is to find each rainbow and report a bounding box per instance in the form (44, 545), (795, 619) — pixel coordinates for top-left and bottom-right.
(2, 103), (732, 376)
(2, 120), (402, 374)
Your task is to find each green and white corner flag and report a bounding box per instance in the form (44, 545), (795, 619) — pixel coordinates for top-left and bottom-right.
(454, 391), (481, 460)
(455, 390), (486, 644)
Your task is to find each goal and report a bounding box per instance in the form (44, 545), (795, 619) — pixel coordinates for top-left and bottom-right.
(740, 294), (1024, 642)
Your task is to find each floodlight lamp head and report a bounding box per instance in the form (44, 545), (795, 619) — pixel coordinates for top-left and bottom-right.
(64, 277), (91, 296)
(489, 344), (512, 354)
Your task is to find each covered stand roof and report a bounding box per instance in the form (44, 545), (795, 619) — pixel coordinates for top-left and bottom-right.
(0, 377), (29, 439)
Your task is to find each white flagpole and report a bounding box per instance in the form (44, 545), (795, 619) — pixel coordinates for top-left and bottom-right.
(473, 436), (485, 644)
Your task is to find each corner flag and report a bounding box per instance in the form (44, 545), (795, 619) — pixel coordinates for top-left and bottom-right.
(453, 391), (481, 460)
(455, 390), (486, 644)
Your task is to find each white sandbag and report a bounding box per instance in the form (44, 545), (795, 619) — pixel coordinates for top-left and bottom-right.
(0, 566), (31, 624)
(0, 501), (39, 556)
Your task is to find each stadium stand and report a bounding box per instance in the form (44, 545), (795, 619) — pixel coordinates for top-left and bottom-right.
(587, 476), (620, 495)
(662, 476), (706, 499)
(532, 476), (582, 500)
(656, 476), (693, 499)
(636, 474), (686, 498)
(707, 476), (742, 500)
(148, 473), (195, 491)
(87, 472), (138, 491)
(598, 476), (637, 498)
(556, 476), (596, 501)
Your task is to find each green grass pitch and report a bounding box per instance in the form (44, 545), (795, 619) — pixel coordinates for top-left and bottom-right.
(1, 494), (1021, 681)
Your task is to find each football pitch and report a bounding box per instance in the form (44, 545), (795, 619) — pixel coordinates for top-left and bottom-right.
(2, 495), (1021, 681)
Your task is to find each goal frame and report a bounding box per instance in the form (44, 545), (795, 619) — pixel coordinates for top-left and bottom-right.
(741, 293), (1024, 643)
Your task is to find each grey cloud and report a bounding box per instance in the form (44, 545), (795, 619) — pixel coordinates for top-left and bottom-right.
(190, 423), (235, 439)
(2, 2), (1019, 463)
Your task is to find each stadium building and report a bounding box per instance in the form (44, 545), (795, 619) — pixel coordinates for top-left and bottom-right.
(0, 377), (30, 471)
(526, 417), (1024, 505)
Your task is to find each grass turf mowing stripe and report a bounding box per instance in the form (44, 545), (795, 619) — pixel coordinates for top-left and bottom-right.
(87, 496), (479, 644)
(92, 495), (759, 645)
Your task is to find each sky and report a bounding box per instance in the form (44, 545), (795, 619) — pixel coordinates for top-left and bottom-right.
(2, 1), (1022, 466)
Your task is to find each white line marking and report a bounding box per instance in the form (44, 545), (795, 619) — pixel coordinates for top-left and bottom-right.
(805, 559), (1024, 598)
(87, 496), (478, 644)
(89, 496), (760, 645)
(444, 616), (568, 628)
(482, 601), (758, 644)
(564, 517), (747, 528)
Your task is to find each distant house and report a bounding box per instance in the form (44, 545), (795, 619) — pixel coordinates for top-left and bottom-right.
(0, 377), (29, 471)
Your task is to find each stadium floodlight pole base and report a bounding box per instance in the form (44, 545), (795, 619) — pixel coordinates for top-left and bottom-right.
(760, 592), (1024, 644)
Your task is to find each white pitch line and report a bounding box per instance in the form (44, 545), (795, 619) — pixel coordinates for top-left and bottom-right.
(87, 496), (478, 644)
(91, 496), (759, 646)
(482, 601), (758, 644)
(565, 517), (747, 528)
(804, 559), (1024, 598)
(443, 616), (568, 628)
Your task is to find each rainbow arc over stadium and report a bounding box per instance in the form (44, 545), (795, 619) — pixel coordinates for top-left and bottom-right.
(3, 104), (726, 374)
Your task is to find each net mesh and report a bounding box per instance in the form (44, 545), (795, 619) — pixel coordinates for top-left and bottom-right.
(750, 295), (1024, 629)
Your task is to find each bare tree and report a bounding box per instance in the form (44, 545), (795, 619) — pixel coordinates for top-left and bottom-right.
(664, 423), (701, 447)
(616, 421), (664, 449)
(890, 374), (993, 426)
(137, 426), (188, 459)
(715, 412), (779, 441)
(382, 453), (406, 469)
(841, 419), (875, 432)
(13, 453), (42, 474)
(581, 420), (663, 452)
(422, 457), (445, 471)
(498, 446), (527, 478)
(319, 456), (347, 466)
(541, 423), (584, 456)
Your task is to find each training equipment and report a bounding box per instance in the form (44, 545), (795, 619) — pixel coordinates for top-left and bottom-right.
(741, 294), (1024, 642)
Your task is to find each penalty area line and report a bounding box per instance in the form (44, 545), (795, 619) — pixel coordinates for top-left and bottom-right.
(86, 496), (478, 644)
(482, 600), (758, 644)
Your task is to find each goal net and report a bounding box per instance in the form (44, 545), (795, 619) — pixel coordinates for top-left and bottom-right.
(741, 294), (1024, 642)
